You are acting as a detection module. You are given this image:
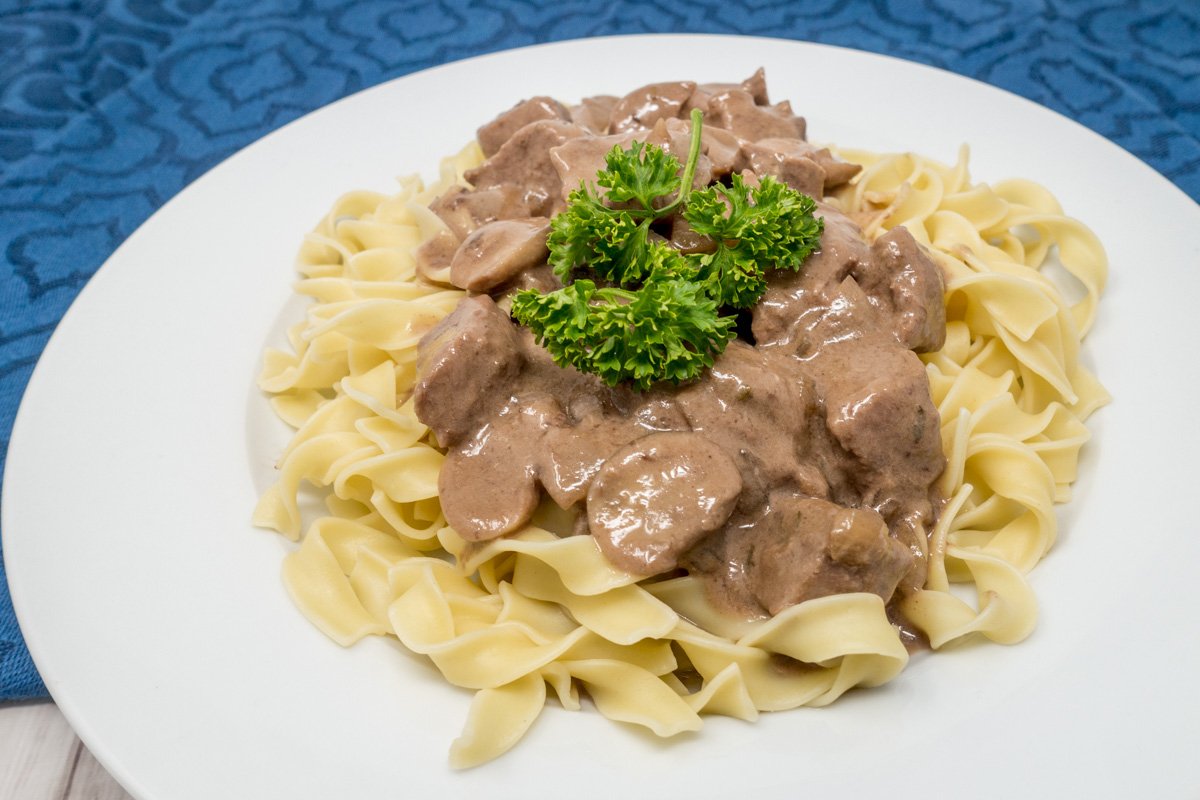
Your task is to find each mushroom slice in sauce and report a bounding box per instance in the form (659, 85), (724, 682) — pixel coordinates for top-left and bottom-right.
(449, 217), (551, 293)
(429, 184), (533, 241)
(438, 403), (548, 542)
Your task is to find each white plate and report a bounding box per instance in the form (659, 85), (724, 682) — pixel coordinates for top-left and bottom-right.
(5, 35), (1200, 800)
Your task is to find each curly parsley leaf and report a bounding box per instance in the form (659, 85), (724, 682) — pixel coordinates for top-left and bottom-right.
(684, 173), (825, 308)
(510, 273), (736, 391)
(596, 140), (684, 211)
(547, 192), (691, 286)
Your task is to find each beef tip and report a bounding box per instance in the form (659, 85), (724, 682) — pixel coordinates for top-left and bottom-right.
(449, 217), (551, 293)
(698, 123), (744, 178)
(739, 67), (769, 105)
(464, 119), (585, 217)
(635, 118), (716, 189)
(413, 295), (524, 447)
(670, 215), (717, 255)
(570, 94), (619, 134)
(550, 130), (638, 198)
(685, 68), (771, 114)
(806, 339), (944, 507)
(477, 96), (572, 157)
(741, 139), (826, 198)
(552, 130), (624, 197)
(429, 185), (533, 241)
(494, 262), (562, 306)
(675, 342), (827, 503)
(812, 151), (860, 189)
(662, 116), (740, 178)
(855, 227), (946, 352)
(752, 205), (873, 351)
(728, 494), (914, 615)
(608, 80), (696, 133)
(588, 432), (743, 575)
(707, 89), (806, 141)
(748, 138), (860, 191)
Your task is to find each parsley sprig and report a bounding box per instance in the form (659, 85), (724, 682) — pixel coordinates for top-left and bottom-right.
(511, 109), (824, 390)
(513, 275), (735, 388)
(686, 173), (824, 308)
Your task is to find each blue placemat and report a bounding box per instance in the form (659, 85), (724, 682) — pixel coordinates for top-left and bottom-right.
(2, 0), (1197, 702)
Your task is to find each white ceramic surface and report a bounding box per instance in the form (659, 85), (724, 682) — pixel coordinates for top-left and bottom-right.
(5, 35), (1199, 800)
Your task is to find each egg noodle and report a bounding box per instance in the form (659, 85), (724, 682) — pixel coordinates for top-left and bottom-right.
(253, 140), (1108, 768)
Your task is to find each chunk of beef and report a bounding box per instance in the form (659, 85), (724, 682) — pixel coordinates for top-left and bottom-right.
(739, 67), (770, 105)
(855, 226), (946, 352)
(669, 215), (717, 255)
(748, 138), (861, 191)
(413, 295), (524, 447)
(550, 130), (636, 199)
(699, 124), (744, 177)
(686, 493), (914, 616)
(752, 205), (873, 351)
(707, 90), (806, 141)
(477, 96), (572, 157)
(449, 217), (551, 293)
(685, 68), (770, 114)
(741, 139), (826, 197)
(570, 95), (619, 134)
(588, 432), (743, 575)
(464, 120), (585, 217)
(675, 342), (827, 504)
(608, 80), (696, 133)
(662, 117), (742, 177)
(805, 339), (944, 508)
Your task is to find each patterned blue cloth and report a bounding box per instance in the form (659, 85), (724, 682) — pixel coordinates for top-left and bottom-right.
(2, 0), (1197, 702)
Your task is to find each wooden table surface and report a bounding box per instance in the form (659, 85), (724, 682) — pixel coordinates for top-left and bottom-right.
(0, 701), (131, 799)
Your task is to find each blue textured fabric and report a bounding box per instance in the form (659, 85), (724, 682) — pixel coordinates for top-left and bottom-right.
(2, 0), (1198, 702)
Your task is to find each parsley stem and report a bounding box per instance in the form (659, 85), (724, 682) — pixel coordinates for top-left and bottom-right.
(660, 109), (705, 216)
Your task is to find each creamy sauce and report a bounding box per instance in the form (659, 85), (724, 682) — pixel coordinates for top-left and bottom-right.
(414, 72), (947, 622)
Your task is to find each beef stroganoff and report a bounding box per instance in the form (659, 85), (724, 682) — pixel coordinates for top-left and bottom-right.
(254, 71), (1108, 767)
